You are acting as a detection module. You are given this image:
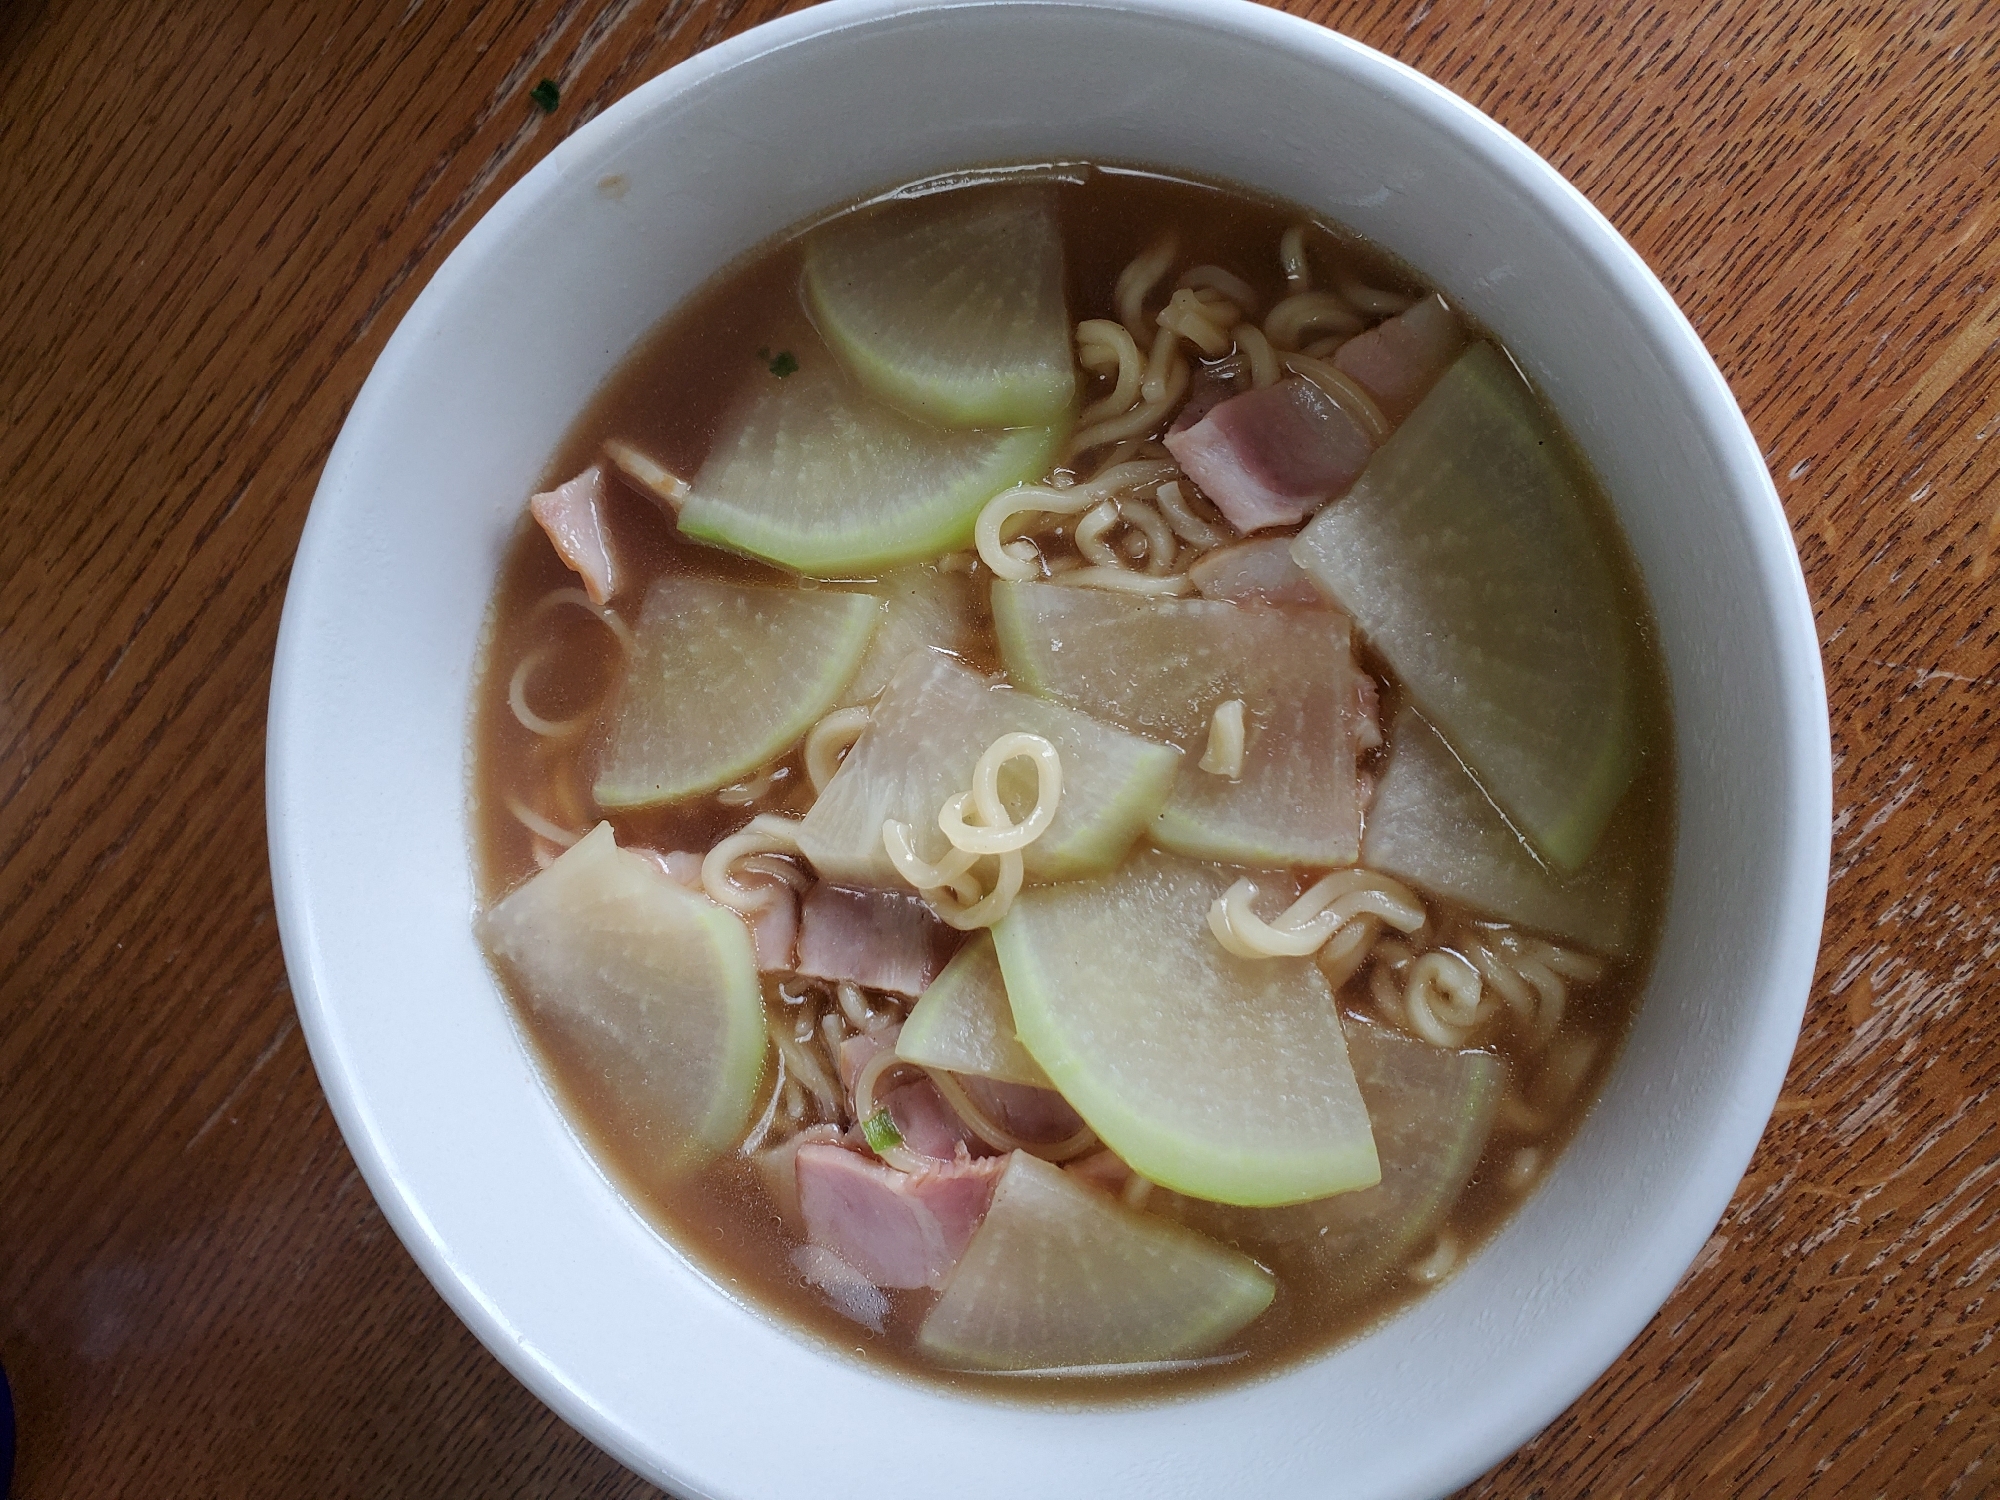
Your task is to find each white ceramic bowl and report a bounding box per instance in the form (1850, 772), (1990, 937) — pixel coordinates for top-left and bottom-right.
(267, 2), (1831, 1495)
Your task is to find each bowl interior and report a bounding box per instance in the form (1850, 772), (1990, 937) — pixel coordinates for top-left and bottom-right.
(268, 3), (1829, 1496)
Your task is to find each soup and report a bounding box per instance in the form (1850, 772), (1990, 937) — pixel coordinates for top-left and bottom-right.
(469, 165), (1672, 1395)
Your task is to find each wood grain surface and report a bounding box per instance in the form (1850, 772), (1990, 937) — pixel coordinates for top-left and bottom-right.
(2, 0), (1995, 1494)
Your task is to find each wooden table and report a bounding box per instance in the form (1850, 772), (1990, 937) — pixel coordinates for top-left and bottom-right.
(3, 0), (1994, 1493)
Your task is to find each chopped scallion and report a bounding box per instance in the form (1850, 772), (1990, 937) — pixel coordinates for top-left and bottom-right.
(862, 1108), (904, 1155)
(529, 79), (560, 113)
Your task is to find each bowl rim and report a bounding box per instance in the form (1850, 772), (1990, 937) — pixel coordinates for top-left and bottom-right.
(267, 0), (1832, 1493)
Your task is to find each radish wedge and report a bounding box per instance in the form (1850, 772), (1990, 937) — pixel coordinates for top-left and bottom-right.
(1290, 341), (1637, 869)
(479, 823), (766, 1165)
(840, 566), (977, 707)
(1176, 1019), (1500, 1281)
(1322, 1020), (1501, 1276)
(594, 576), (880, 807)
(1362, 705), (1639, 952)
(896, 935), (1052, 1089)
(678, 342), (1062, 575)
(805, 186), (1076, 428)
(992, 580), (1368, 867)
(993, 849), (1379, 1206)
(917, 1153), (1274, 1371)
(796, 651), (1180, 886)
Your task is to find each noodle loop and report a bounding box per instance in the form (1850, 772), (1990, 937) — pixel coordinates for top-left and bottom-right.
(1156, 287), (1239, 356)
(506, 587), (634, 738)
(805, 705), (872, 793)
(881, 732), (1064, 929)
(507, 648), (588, 738)
(1367, 923), (1606, 1052)
(975, 460), (1179, 580)
(1279, 224), (1313, 293)
(1401, 952), (1484, 1047)
(1115, 232), (1178, 341)
(1154, 480), (1224, 549)
(703, 814), (808, 916)
(506, 796), (580, 860)
(527, 585), (635, 650)
(1281, 352), (1391, 443)
(1075, 319), (1143, 423)
(938, 732), (1064, 855)
(1264, 291), (1365, 351)
(1178, 263), (1260, 312)
(1208, 869), (1427, 959)
(1234, 322), (1281, 390)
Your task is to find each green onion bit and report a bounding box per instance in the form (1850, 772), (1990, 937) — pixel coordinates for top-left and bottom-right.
(861, 1108), (904, 1155)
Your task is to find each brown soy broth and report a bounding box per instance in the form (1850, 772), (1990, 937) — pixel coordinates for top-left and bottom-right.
(470, 164), (1675, 1399)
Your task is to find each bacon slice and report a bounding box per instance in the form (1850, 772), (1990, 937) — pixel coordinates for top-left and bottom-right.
(795, 884), (959, 998)
(836, 1028), (895, 1095)
(753, 1123), (843, 1229)
(1188, 536), (1327, 608)
(1163, 377), (1373, 533)
(880, 1080), (984, 1161)
(1332, 294), (1467, 425)
(839, 1025), (985, 1162)
(795, 1143), (1006, 1289)
(528, 465), (621, 604)
(790, 1244), (890, 1331)
(959, 1074), (1086, 1144)
(1168, 362), (1245, 435)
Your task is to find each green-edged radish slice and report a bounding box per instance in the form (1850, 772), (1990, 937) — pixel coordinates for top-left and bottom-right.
(1291, 341), (1638, 869)
(677, 345), (1063, 575)
(1176, 1018), (1500, 1282)
(479, 822), (766, 1165)
(805, 185), (1076, 428)
(896, 935), (1051, 1088)
(796, 650), (1180, 886)
(993, 849), (1379, 1206)
(840, 566), (977, 707)
(993, 580), (1368, 867)
(594, 575), (880, 808)
(917, 1152), (1274, 1371)
(1362, 704), (1638, 953)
